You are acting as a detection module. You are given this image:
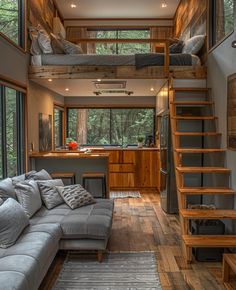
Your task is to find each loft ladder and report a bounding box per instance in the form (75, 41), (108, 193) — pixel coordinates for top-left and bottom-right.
(169, 86), (236, 263)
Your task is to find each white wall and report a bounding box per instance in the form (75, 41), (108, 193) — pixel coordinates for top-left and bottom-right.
(207, 6), (236, 230)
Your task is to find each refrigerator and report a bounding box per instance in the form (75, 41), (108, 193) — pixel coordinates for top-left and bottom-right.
(159, 112), (178, 214)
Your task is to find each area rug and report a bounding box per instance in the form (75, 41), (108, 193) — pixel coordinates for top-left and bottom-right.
(53, 252), (162, 290)
(110, 191), (141, 199)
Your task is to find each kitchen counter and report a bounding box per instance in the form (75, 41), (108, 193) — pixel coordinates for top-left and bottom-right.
(29, 152), (110, 158)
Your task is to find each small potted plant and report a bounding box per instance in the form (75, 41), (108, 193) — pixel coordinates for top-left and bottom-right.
(66, 138), (78, 150)
(137, 136), (144, 148)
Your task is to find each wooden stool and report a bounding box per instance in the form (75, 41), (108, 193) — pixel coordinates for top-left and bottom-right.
(223, 253), (236, 288)
(51, 172), (76, 185)
(82, 173), (107, 198)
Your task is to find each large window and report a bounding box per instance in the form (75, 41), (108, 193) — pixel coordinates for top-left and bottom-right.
(0, 0), (25, 47)
(209, 0), (235, 48)
(54, 106), (64, 149)
(67, 108), (155, 146)
(0, 85), (25, 178)
(88, 29), (151, 54)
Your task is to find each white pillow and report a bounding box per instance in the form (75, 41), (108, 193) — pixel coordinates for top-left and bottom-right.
(182, 35), (205, 55)
(15, 180), (42, 218)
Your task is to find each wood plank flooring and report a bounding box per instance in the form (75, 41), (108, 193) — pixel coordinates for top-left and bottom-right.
(39, 191), (235, 290)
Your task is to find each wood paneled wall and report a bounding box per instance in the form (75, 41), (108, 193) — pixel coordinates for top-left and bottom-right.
(174, 0), (207, 38)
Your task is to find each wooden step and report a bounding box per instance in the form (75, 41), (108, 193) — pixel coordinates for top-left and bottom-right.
(178, 187), (235, 195)
(172, 88), (209, 92)
(175, 148), (225, 154)
(174, 132), (221, 136)
(173, 116), (217, 120)
(180, 209), (236, 220)
(183, 235), (236, 248)
(176, 167), (231, 173)
(171, 101), (213, 106)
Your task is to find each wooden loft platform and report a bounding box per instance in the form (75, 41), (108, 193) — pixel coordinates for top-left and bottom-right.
(28, 65), (206, 80)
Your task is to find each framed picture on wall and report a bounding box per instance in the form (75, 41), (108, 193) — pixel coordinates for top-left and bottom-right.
(227, 73), (236, 150)
(39, 113), (52, 152)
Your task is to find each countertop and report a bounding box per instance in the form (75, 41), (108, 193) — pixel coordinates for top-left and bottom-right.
(29, 152), (110, 159)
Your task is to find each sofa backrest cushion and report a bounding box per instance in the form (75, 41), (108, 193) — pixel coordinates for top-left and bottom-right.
(26, 169), (52, 181)
(37, 179), (64, 209)
(0, 198), (29, 248)
(0, 178), (16, 200)
(15, 180), (42, 218)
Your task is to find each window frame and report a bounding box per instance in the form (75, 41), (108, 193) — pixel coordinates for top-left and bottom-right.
(53, 104), (65, 149)
(0, 0), (26, 52)
(208, 0), (235, 52)
(66, 106), (156, 147)
(0, 83), (25, 179)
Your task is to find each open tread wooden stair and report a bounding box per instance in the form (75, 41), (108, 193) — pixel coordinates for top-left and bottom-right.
(180, 209), (236, 219)
(169, 85), (235, 264)
(178, 187), (235, 195)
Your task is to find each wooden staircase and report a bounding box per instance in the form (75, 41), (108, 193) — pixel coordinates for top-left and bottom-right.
(169, 87), (236, 263)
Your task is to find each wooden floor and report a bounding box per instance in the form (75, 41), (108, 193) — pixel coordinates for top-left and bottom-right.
(39, 191), (236, 290)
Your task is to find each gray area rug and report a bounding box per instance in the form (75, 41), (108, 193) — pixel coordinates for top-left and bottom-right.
(110, 191), (141, 199)
(53, 252), (162, 290)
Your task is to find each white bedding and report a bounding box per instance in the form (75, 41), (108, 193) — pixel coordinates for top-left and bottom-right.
(31, 54), (201, 67)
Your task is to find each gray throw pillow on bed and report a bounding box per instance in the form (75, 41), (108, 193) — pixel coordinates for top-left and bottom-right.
(0, 198), (29, 248)
(37, 26), (53, 54)
(61, 38), (83, 54)
(0, 198), (3, 205)
(0, 177), (16, 200)
(182, 35), (205, 55)
(56, 184), (96, 210)
(26, 169), (52, 180)
(15, 180), (42, 218)
(37, 179), (64, 209)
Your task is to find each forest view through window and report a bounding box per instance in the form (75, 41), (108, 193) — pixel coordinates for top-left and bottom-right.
(67, 108), (155, 146)
(88, 29), (151, 54)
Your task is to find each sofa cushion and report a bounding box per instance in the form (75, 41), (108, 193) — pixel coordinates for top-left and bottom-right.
(26, 169), (52, 181)
(15, 180), (42, 218)
(12, 174), (25, 185)
(37, 179), (64, 209)
(0, 198), (29, 248)
(0, 177), (16, 200)
(0, 272), (29, 290)
(57, 184), (96, 209)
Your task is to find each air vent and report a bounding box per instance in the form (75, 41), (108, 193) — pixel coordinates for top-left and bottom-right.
(94, 90), (133, 96)
(93, 81), (127, 90)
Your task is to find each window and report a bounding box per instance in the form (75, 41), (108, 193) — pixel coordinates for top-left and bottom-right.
(0, 85), (25, 178)
(209, 0), (235, 48)
(54, 106), (64, 149)
(88, 29), (151, 55)
(67, 108), (155, 146)
(0, 0), (25, 48)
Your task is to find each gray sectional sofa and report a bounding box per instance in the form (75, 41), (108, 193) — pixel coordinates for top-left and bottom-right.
(0, 172), (114, 290)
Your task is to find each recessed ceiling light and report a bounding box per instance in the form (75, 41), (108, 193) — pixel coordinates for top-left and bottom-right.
(150, 87), (155, 92)
(71, 3), (76, 8)
(161, 2), (167, 8)
(48, 78), (52, 82)
(97, 79), (102, 82)
(65, 88), (69, 91)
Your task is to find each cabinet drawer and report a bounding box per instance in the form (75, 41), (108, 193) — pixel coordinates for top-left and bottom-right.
(110, 164), (134, 173)
(110, 173), (135, 188)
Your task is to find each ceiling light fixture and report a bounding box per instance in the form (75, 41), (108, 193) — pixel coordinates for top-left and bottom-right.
(65, 88), (69, 91)
(70, 0), (78, 8)
(97, 79), (102, 82)
(48, 78), (52, 82)
(161, 1), (167, 8)
(150, 87), (155, 91)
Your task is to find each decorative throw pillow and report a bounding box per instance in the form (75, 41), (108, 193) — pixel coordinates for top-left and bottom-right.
(26, 169), (52, 181)
(37, 25), (53, 54)
(0, 198), (29, 248)
(12, 174), (25, 185)
(29, 27), (42, 55)
(182, 35), (205, 55)
(169, 40), (184, 54)
(50, 33), (65, 54)
(0, 198), (3, 205)
(37, 179), (64, 209)
(15, 180), (42, 218)
(0, 177), (16, 200)
(56, 184), (96, 209)
(61, 38), (83, 54)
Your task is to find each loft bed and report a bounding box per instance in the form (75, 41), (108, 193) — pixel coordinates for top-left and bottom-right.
(28, 37), (207, 80)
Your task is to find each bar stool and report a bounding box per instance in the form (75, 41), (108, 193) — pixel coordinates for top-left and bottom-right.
(51, 172), (76, 185)
(82, 173), (107, 198)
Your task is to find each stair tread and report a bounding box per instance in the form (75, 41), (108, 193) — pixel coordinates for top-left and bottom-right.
(179, 187), (235, 194)
(180, 209), (236, 219)
(174, 132), (221, 136)
(173, 116), (217, 120)
(171, 101), (213, 105)
(176, 166), (231, 173)
(183, 235), (236, 247)
(172, 88), (209, 92)
(175, 148), (225, 153)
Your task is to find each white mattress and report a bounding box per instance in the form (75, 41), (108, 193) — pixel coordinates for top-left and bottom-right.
(31, 54), (201, 67)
